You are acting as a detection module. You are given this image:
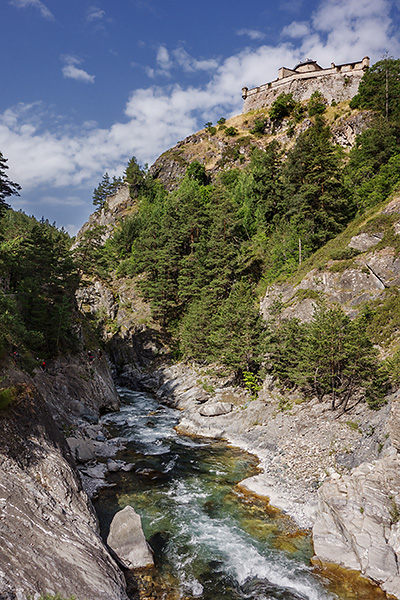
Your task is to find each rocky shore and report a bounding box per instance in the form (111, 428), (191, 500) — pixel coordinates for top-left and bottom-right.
(0, 355), (129, 600)
(130, 360), (400, 598)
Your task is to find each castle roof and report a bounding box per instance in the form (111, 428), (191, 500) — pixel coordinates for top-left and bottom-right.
(293, 59), (323, 72)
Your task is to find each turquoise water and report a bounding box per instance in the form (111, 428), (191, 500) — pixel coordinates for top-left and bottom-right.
(94, 388), (386, 600)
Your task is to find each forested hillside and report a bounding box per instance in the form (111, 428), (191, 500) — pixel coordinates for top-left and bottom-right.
(2, 58), (400, 411)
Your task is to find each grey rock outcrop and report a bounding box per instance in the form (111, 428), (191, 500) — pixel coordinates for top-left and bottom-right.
(313, 449), (400, 598)
(199, 401), (233, 416)
(0, 385), (127, 600)
(73, 183), (134, 245)
(107, 505), (154, 569)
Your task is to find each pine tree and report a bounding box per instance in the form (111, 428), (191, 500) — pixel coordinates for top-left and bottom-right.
(92, 172), (122, 209)
(0, 152), (21, 216)
(208, 280), (265, 378)
(282, 117), (352, 251)
(350, 57), (400, 123)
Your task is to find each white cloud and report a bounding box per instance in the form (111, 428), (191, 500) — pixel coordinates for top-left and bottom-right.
(2, 0), (399, 218)
(173, 48), (219, 72)
(236, 28), (266, 41)
(86, 6), (105, 22)
(282, 21), (311, 38)
(61, 55), (95, 84)
(303, 0), (400, 64)
(156, 45), (172, 75)
(10, 0), (54, 20)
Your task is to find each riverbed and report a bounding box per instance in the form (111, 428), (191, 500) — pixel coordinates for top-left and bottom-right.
(94, 388), (387, 600)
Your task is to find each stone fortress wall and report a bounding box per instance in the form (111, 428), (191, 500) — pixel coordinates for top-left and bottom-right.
(242, 56), (370, 113)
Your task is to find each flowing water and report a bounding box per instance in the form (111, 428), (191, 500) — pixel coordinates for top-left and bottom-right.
(94, 388), (386, 600)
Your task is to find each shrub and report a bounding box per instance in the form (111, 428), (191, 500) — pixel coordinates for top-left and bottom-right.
(269, 93), (296, 120)
(0, 387), (17, 411)
(307, 91), (327, 116)
(250, 119), (267, 136)
(225, 126), (238, 137)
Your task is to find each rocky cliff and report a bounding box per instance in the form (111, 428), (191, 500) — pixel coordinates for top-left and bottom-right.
(148, 109), (371, 192)
(0, 356), (128, 600)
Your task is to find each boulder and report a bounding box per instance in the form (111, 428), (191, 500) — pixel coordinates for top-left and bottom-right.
(199, 401), (233, 417)
(348, 233), (383, 252)
(107, 506), (154, 569)
(313, 451), (400, 598)
(66, 437), (96, 463)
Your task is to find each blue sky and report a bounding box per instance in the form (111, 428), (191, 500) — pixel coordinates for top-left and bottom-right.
(1, 0), (400, 235)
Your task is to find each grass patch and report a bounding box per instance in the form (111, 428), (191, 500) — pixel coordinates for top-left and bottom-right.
(0, 386), (18, 411)
(365, 288), (400, 346)
(346, 420), (362, 433)
(328, 258), (358, 273)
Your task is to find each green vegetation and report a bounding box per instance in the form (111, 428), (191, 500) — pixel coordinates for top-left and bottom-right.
(269, 93), (297, 120)
(0, 210), (78, 357)
(0, 155), (81, 360)
(266, 303), (387, 410)
(0, 386), (17, 411)
(307, 91), (327, 116)
(2, 58), (400, 409)
(92, 172), (122, 209)
(96, 59), (400, 398)
(0, 152), (21, 216)
(350, 57), (400, 122)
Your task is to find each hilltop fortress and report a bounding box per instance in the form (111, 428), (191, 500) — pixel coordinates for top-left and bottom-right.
(242, 56), (369, 113)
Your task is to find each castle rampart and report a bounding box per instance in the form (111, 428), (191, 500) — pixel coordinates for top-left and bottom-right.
(242, 57), (369, 113)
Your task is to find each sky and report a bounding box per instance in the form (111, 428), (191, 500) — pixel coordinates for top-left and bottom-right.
(1, 0), (400, 236)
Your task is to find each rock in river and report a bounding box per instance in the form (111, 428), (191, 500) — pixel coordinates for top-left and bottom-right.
(107, 505), (154, 569)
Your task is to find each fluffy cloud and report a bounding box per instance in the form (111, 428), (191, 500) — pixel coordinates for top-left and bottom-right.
(236, 28), (266, 41)
(303, 0), (400, 63)
(173, 48), (219, 73)
(282, 21), (311, 38)
(10, 0), (54, 20)
(61, 55), (95, 84)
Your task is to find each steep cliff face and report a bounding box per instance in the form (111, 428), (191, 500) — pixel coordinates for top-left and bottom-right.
(148, 110), (372, 192)
(313, 446), (400, 599)
(0, 381), (127, 600)
(0, 339), (133, 599)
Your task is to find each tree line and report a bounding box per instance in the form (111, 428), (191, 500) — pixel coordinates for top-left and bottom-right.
(1, 58), (399, 408)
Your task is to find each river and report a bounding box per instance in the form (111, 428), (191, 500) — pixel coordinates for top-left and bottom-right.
(94, 388), (387, 600)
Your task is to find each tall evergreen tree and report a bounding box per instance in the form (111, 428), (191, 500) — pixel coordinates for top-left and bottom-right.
(350, 57), (400, 122)
(0, 152), (21, 217)
(282, 117), (351, 251)
(92, 172), (122, 209)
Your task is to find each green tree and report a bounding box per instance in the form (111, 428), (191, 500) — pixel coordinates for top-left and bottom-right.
(124, 156), (145, 198)
(344, 119), (400, 211)
(281, 117), (351, 252)
(350, 57), (400, 122)
(307, 91), (327, 116)
(72, 224), (109, 278)
(0, 152), (21, 216)
(269, 93), (296, 120)
(186, 161), (208, 185)
(304, 305), (382, 410)
(268, 304), (385, 411)
(92, 172), (122, 209)
(208, 281), (265, 379)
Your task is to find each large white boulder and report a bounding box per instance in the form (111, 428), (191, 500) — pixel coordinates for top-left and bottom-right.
(313, 450), (400, 598)
(107, 505), (154, 569)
